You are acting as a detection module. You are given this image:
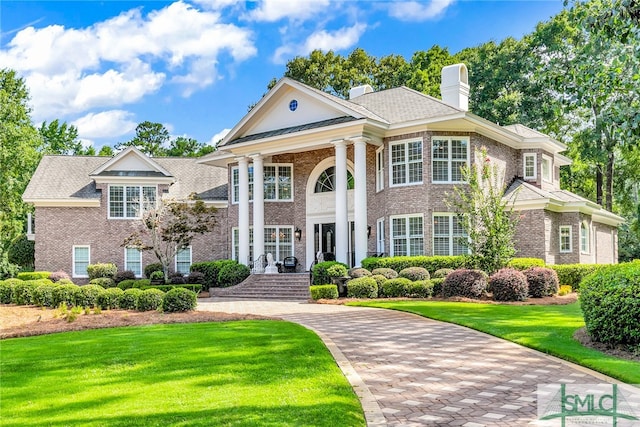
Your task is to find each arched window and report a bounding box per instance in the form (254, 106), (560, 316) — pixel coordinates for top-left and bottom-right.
(314, 166), (354, 193)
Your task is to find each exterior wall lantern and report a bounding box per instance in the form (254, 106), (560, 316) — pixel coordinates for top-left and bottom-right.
(294, 228), (302, 241)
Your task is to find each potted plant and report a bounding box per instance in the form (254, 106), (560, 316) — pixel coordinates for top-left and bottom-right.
(327, 264), (349, 297)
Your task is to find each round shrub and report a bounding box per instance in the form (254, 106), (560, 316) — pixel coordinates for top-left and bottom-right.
(580, 264), (640, 346)
(150, 270), (164, 281)
(119, 288), (143, 310)
(312, 261), (348, 285)
(76, 284), (104, 307)
(87, 263), (117, 280)
(53, 284), (80, 306)
(372, 268), (398, 279)
(0, 279), (20, 303)
(162, 288), (197, 312)
(348, 267), (372, 278)
(114, 270), (136, 284)
(346, 277), (378, 298)
(90, 277), (115, 288)
(431, 278), (445, 296)
(432, 268), (454, 279)
(169, 272), (186, 284)
(144, 263), (163, 279)
(97, 287), (124, 310)
(12, 281), (37, 305)
(137, 288), (165, 311)
(310, 284), (338, 300)
(399, 267), (430, 281)
(524, 267), (559, 298)
(117, 279), (137, 290)
(33, 283), (57, 307)
(218, 262), (250, 287)
(57, 278), (74, 285)
(379, 278), (412, 298)
(370, 274), (388, 287)
(442, 269), (487, 299)
(327, 264), (348, 278)
(409, 280), (433, 298)
(489, 268), (528, 302)
(49, 271), (70, 282)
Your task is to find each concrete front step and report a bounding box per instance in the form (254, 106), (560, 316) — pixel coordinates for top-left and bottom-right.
(210, 273), (311, 301)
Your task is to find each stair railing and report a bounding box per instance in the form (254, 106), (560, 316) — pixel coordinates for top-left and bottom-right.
(251, 254), (266, 274)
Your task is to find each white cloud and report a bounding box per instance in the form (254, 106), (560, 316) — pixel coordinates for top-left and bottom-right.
(72, 110), (137, 139)
(248, 0), (330, 22)
(209, 128), (231, 145)
(273, 23), (367, 63)
(388, 0), (454, 22)
(0, 1), (256, 120)
(188, 0), (242, 11)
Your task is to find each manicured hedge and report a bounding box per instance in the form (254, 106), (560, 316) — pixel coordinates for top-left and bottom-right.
(191, 260), (238, 288)
(218, 262), (250, 287)
(87, 263), (117, 280)
(161, 288), (197, 312)
(506, 258), (545, 270)
(489, 268), (528, 301)
(119, 288), (143, 310)
(347, 277), (378, 298)
(442, 269), (487, 299)
(16, 271), (51, 281)
(97, 288), (123, 309)
(379, 278), (412, 298)
(137, 288), (165, 311)
(398, 267), (429, 281)
(310, 285), (339, 300)
(408, 280), (433, 298)
(140, 284), (202, 293)
(361, 255), (465, 273)
(312, 261), (348, 286)
(550, 264), (605, 290)
(524, 267), (559, 297)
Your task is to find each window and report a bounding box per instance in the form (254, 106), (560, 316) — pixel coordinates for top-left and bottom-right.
(232, 228), (254, 263)
(390, 140), (423, 186)
(559, 225), (572, 253)
(231, 166), (254, 204)
(232, 164), (292, 203)
(314, 167), (354, 193)
(125, 247), (142, 277)
(264, 226), (294, 261)
(523, 153), (537, 180)
(433, 214), (468, 256)
(109, 185), (156, 218)
(580, 222), (589, 254)
(73, 246), (90, 278)
(175, 246), (192, 274)
(376, 218), (385, 255)
(542, 155), (552, 182)
(376, 147), (384, 192)
(390, 215), (424, 256)
(432, 137), (469, 183)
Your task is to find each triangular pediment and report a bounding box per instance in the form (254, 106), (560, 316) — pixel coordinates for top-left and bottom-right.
(90, 147), (173, 177)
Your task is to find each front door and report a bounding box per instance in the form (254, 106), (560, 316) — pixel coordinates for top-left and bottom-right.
(314, 223), (336, 261)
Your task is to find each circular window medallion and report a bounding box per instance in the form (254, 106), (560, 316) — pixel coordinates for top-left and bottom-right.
(289, 99), (298, 111)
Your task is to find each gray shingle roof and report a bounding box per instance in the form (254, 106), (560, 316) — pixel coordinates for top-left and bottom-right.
(503, 124), (548, 138)
(23, 155), (228, 202)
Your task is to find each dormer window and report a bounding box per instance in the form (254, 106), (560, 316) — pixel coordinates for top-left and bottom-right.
(109, 185), (157, 219)
(541, 155), (552, 183)
(523, 153), (537, 180)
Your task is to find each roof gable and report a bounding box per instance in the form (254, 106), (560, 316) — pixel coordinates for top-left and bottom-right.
(90, 147), (173, 177)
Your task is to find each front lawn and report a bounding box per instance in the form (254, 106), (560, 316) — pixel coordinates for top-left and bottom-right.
(1, 320), (365, 427)
(349, 300), (640, 384)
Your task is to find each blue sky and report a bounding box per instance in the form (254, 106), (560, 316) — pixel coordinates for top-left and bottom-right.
(1, 0), (565, 151)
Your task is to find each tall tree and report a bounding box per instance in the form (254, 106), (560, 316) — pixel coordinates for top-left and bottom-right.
(38, 119), (82, 155)
(0, 69), (41, 258)
(98, 145), (115, 156)
(407, 45), (455, 98)
(166, 136), (202, 157)
(116, 121), (170, 156)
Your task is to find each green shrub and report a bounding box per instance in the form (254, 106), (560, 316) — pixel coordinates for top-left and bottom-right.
(33, 283), (58, 307)
(142, 284), (202, 293)
(53, 284), (80, 306)
(409, 280), (433, 298)
(327, 264), (348, 278)
(150, 270), (164, 281)
(361, 255), (466, 273)
(550, 264), (605, 290)
(49, 271), (70, 282)
(169, 272), (186, 284)
(89, 277), (115, 288)
(312, 261), (348, 285)
(16, 271), (51, 281)
(346, 277), (378, 298)
(348, 267), (371, 278)
(310, 284), (339, 300)
(370, 274), (388, 287)
(507, 258), (545, 270)
(161, 288), (197, 312)
(144, 263), (164, 279)
(218, 262), (250, 287)
(432, 268), (454, 279)
(190, 260), (237, 288)
(0, 279), (20, 303)
(379, 278), (412, 298)
(135, 279), (151, 288)
(187, 271), (205, 285)
(12, 281), (38, 305)
(524, 267), (559, 297)
(117, 279), (137, 290)
(489, 268), (528, 301)
(431, 278), (445, 296)
(76, 284), (104, 307)
(8, 234), (34, 269)
(87, 263), (117, 280)
(114, 270), (136, 284)
(442, 269), (487, 299)
(119, 288), (143, 310)
(137, 288), (165, 311)
(57, 278), (74, 285)
(371, 268), (398, 279)
(399, 267), (430, 281)
(97, 288), (124, 310)
(580, 263), (640, 346)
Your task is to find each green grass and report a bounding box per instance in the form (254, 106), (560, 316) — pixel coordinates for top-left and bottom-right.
(349, 300), (640, 384)
(0, 321), (365, 427)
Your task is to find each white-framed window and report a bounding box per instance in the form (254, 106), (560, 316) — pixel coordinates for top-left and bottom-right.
(580, 221), (590, 254)
(376, 217), (385, 255)
(175, 246), (192, 275)
(109, 185), (156, 219)
(264, 226), (294, 261)
(72, 245), (90, 278)
(542, 155), (553, 183)
(390, 214), (424, 256)
(232, 164), (292, 203)
(559, 225), (572, 253)
(376, 146), (385, 192)
(314, 167), (354, 192)
(232, 228), (254, 263)
(124, 247), (142, 277)
(432, 136), (469, 183)
(523, 153), (537, 180)
(433, 214), (468, 256)
(389, 139), (423, 186)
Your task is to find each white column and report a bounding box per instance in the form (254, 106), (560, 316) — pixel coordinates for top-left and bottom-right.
(353, 138), (368, 266)
(251, 154), (264, 270)
(237, 157), (250, 266)
(334, 140), (349, 265)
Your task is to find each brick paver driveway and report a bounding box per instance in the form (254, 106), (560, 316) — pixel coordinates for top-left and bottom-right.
(197, 299), (628, 427)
